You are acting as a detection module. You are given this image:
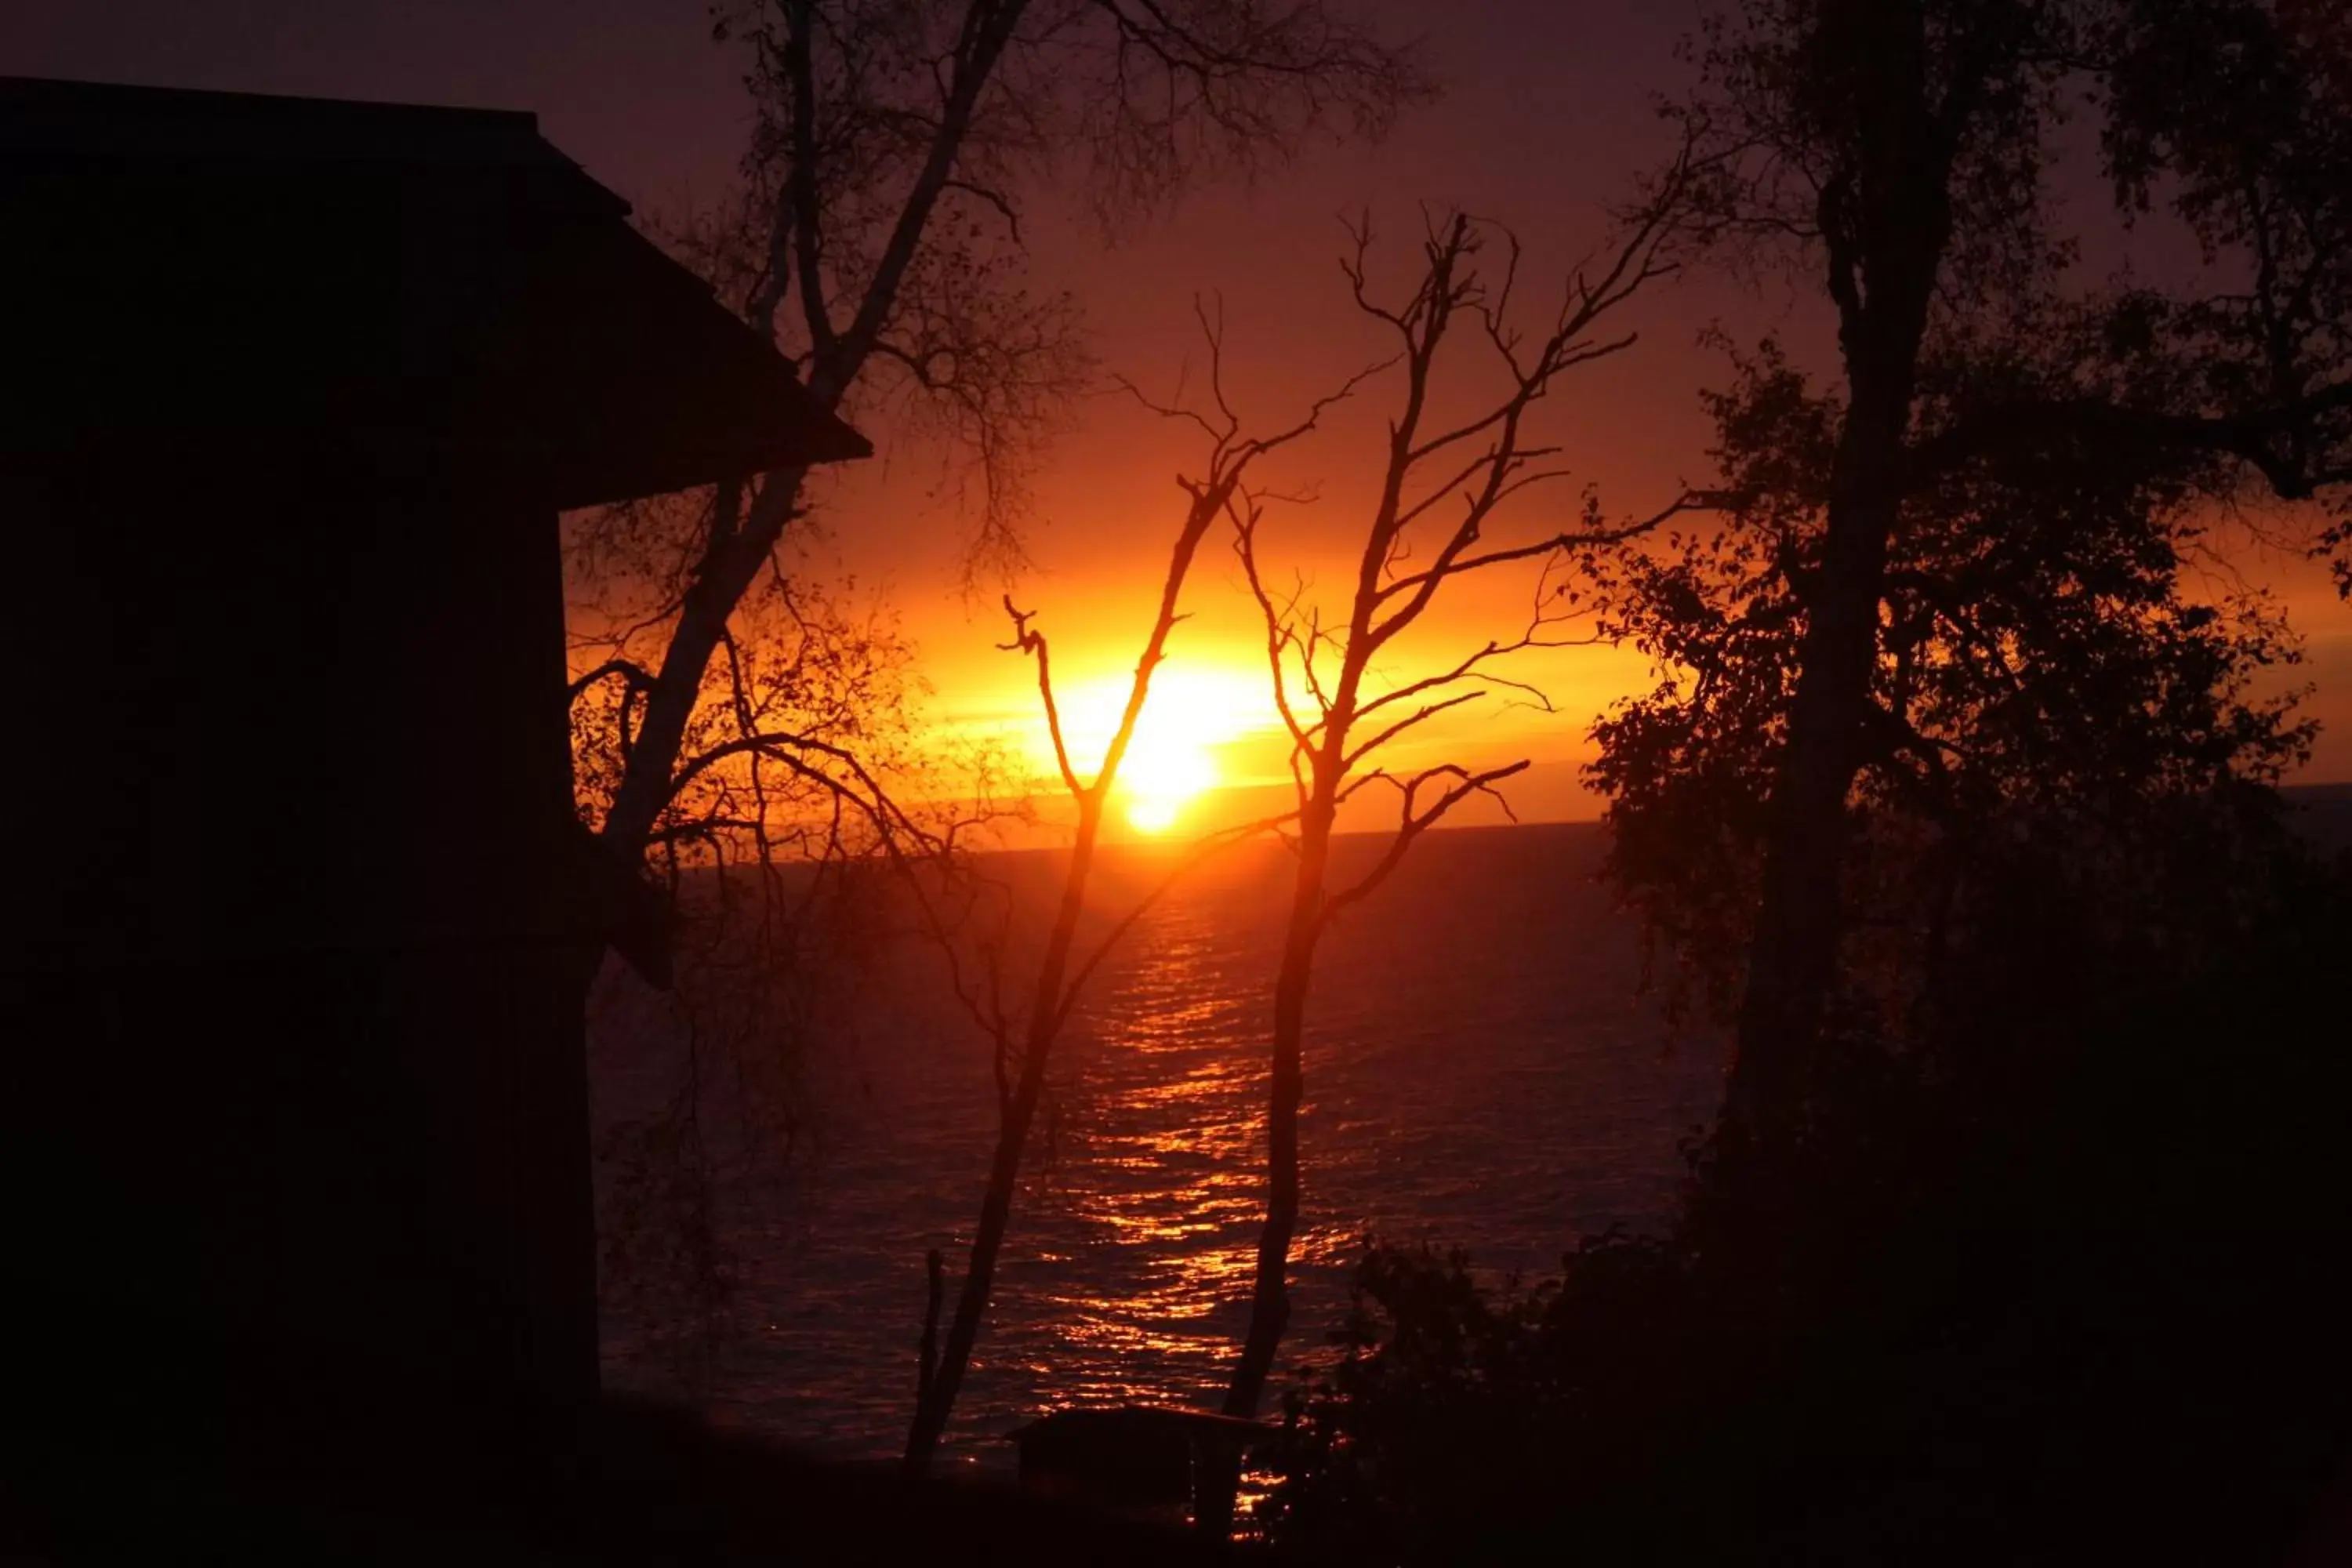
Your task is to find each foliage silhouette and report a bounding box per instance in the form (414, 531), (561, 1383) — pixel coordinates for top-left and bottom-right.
(1265, 827), (2352, 1563)
(1587, 330), (2315, 1032)
(1660, 0), (2352, 1155)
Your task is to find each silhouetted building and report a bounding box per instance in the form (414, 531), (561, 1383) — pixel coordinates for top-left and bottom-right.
(0, 74), (865, 1514)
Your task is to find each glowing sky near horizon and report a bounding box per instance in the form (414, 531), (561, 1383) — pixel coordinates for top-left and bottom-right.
(12, 0), (2347, 820)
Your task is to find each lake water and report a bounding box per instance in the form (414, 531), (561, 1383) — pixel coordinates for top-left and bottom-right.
(592, 822), (1726, 1468)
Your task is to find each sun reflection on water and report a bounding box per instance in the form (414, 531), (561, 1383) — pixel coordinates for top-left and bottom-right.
(990, 897), (1323, 1428)
(598, 831), (1729, 1491)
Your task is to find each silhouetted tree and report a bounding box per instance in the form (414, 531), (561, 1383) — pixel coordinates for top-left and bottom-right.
(567, 0), (1432, 1066)
(1589, 330), (2315, 1048)
(585, 621), (1018, 1398)
(1187, 199), (1706, 1533)
(568, 0), (1428, 1373)
(902, 332), (1351, 1474)
(1661, 0), (2352, 1151)
(571, 0), (1429, 881)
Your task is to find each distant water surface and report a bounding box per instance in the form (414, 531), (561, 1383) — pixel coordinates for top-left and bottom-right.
(593, 822), (1726, 1465)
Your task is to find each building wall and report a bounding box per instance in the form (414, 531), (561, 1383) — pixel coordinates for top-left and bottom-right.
(2, 451), (595, 1474)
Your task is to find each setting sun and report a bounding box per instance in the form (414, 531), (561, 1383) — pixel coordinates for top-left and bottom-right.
(1053, 665), (1267, 834)
(1118, 730), (1218, 833)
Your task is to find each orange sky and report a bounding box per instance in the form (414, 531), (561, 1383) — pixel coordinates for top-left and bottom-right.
(14, 0), (2347, 831)
(792, 24), (2352, 834)
(788, 2), (1791, 835)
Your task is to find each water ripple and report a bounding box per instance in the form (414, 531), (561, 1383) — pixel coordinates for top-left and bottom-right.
(596, 825), (1725, 1465)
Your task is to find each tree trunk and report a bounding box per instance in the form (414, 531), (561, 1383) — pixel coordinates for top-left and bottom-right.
(1199, 804), (1331, 1537)
(1724, 423), (1894, 1144)
(1725, 319), (1937, 1150)
(1721, 0), (1956, 1152)
(1223, 873), (1321, 1422)
(901, 488), (1224, 1476)
(597, 473), (808, 860)
(899, 1064), (1047, 1472)
(902, 805), (1103, 1475)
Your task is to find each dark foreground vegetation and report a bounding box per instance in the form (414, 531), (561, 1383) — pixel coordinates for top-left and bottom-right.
(1265, 807), (2352, 1563)
(9, 1370), (1232, 1565)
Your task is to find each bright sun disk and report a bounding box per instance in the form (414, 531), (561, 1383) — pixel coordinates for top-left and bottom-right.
(1051, 666), (1256, 835)
(1117, 731), (1218, 833)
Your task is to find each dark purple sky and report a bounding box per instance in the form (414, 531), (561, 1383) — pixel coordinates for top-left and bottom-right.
(2, 1), (750, 206)
(8, 2), (2344, 804)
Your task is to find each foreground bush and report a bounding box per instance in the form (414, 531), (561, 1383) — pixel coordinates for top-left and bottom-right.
(1265, 850), (2352, 1564)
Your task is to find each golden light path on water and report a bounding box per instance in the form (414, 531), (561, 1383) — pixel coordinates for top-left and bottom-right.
(595, 829), (1730, 1503)
(1018, 898), (1343, 1519)
(1043, 917), (1261, 1392)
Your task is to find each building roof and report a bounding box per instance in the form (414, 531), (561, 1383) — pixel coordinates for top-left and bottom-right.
(0, 76), (868, 507)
